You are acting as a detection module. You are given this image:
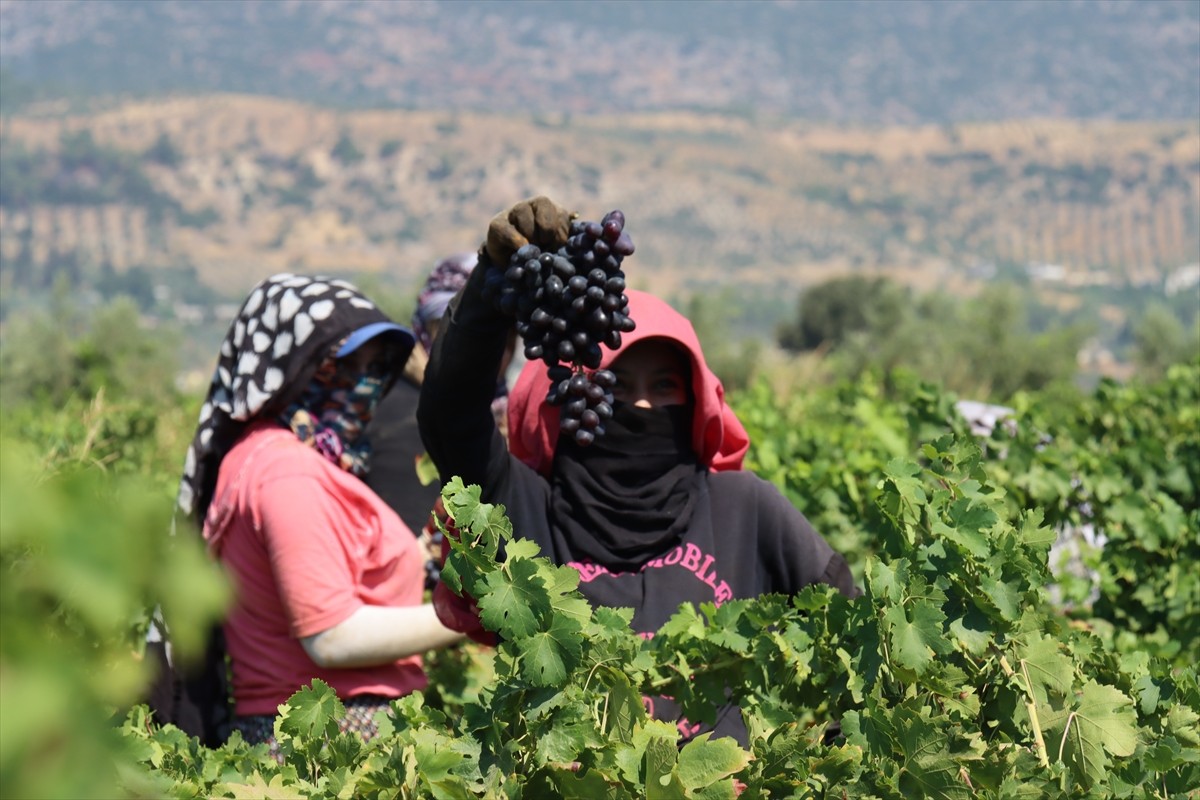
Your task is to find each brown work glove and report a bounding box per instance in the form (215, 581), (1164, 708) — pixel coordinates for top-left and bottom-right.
(483, 196), (574, 267)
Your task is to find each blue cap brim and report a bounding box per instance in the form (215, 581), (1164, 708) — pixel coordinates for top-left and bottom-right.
(337, 321), (416, 358)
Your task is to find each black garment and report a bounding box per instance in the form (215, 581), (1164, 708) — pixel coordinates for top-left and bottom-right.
(365, 378), (441, 534)
(418, 264), (857, 745)
(140, 622), (231, 748)
(551, 403), (703, 572)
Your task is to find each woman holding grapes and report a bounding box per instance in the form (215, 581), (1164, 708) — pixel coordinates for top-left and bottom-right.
(418, 197), (857, 744)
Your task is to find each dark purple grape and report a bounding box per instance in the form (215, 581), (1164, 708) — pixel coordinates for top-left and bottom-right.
(515, 243), (541, 261)
(580, 409), (600, 430)
(585, 308), (610, 332)
(612, 232), (635, 257)
(560, 416), (581, 433)
(574, 430), (595, 446)
(581, 344), (603, 369)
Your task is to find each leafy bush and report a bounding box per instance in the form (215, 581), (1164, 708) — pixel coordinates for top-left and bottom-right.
(0, 440), (228, 800)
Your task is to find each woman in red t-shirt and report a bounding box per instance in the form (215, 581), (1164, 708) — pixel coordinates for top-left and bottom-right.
(175, 274), (463, 759)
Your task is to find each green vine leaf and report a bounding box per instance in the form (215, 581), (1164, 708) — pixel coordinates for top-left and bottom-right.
(517, 616), (585, 687)
(276, 679), (343, 742)
(676, 733), (751, 798)
(1043, 680), (1138, 789)
(884, 598), (951, 676)
(477, 557), (546, 640)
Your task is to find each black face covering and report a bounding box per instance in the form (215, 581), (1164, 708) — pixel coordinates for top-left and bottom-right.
(549, 402), (705, 572)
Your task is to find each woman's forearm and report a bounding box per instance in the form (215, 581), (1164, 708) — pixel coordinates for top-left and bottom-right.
(300, 603), (465, 669)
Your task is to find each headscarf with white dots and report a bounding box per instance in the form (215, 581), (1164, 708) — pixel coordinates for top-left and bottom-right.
(176, 273), (407, 526)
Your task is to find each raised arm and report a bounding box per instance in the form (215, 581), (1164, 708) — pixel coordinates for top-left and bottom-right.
(418, 197), (573, 489)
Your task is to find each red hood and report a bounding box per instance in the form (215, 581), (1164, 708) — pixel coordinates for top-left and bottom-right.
(508, 289), (750, 475)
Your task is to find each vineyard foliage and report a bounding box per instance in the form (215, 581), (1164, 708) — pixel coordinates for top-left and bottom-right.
(2, 358), (1198, 797)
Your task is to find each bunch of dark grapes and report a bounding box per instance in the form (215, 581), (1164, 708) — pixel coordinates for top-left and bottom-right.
(483, 209), (636, 445)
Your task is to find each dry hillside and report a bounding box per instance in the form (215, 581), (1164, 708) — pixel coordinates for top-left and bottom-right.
(1, 95), (1197, 302)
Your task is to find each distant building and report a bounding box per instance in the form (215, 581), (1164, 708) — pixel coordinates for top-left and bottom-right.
(1025, 261), (1066, 282)
(954, 399), (1016, 438)
(1165, 263), (1200, 295)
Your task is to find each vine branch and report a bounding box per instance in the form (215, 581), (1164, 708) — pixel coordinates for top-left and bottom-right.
(999, 654), (1050, 768)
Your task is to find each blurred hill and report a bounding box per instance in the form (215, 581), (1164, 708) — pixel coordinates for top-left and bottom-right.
(2, 97), (1196, 306)
(1, 0), (1197, 123)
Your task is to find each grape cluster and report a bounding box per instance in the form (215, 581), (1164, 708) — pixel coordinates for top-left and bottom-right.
(483, 209), (637, 445)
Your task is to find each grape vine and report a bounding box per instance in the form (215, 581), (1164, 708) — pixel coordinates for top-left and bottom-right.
(22, 364), (1191, 799)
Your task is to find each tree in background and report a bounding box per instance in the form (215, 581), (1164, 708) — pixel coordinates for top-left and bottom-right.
(1129, 301), (1200, 381)
(0, 278), (191, 492)
(331, 129), (365, 165)
(145, 131), (182, 167)
(682, 288), (762, 392)
(0, 280), (179, 410)
(776, 275), (909, 354)
(776, 276), (1090, 403)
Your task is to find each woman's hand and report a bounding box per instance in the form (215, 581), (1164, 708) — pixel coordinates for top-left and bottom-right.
(484, 196), (574, 266)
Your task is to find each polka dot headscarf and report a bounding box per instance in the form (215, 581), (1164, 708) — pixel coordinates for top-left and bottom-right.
(177, 273), (413, 524)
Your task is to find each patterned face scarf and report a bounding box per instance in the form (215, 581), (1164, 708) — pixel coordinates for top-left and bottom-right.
(177, 273), (413, 526)
(280, 353), (393, 476)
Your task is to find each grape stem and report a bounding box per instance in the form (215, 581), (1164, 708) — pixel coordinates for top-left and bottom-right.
(998, 653), (1051, 768)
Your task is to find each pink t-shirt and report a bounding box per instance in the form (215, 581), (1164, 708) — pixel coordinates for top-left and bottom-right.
(204, 423), (428, 716)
